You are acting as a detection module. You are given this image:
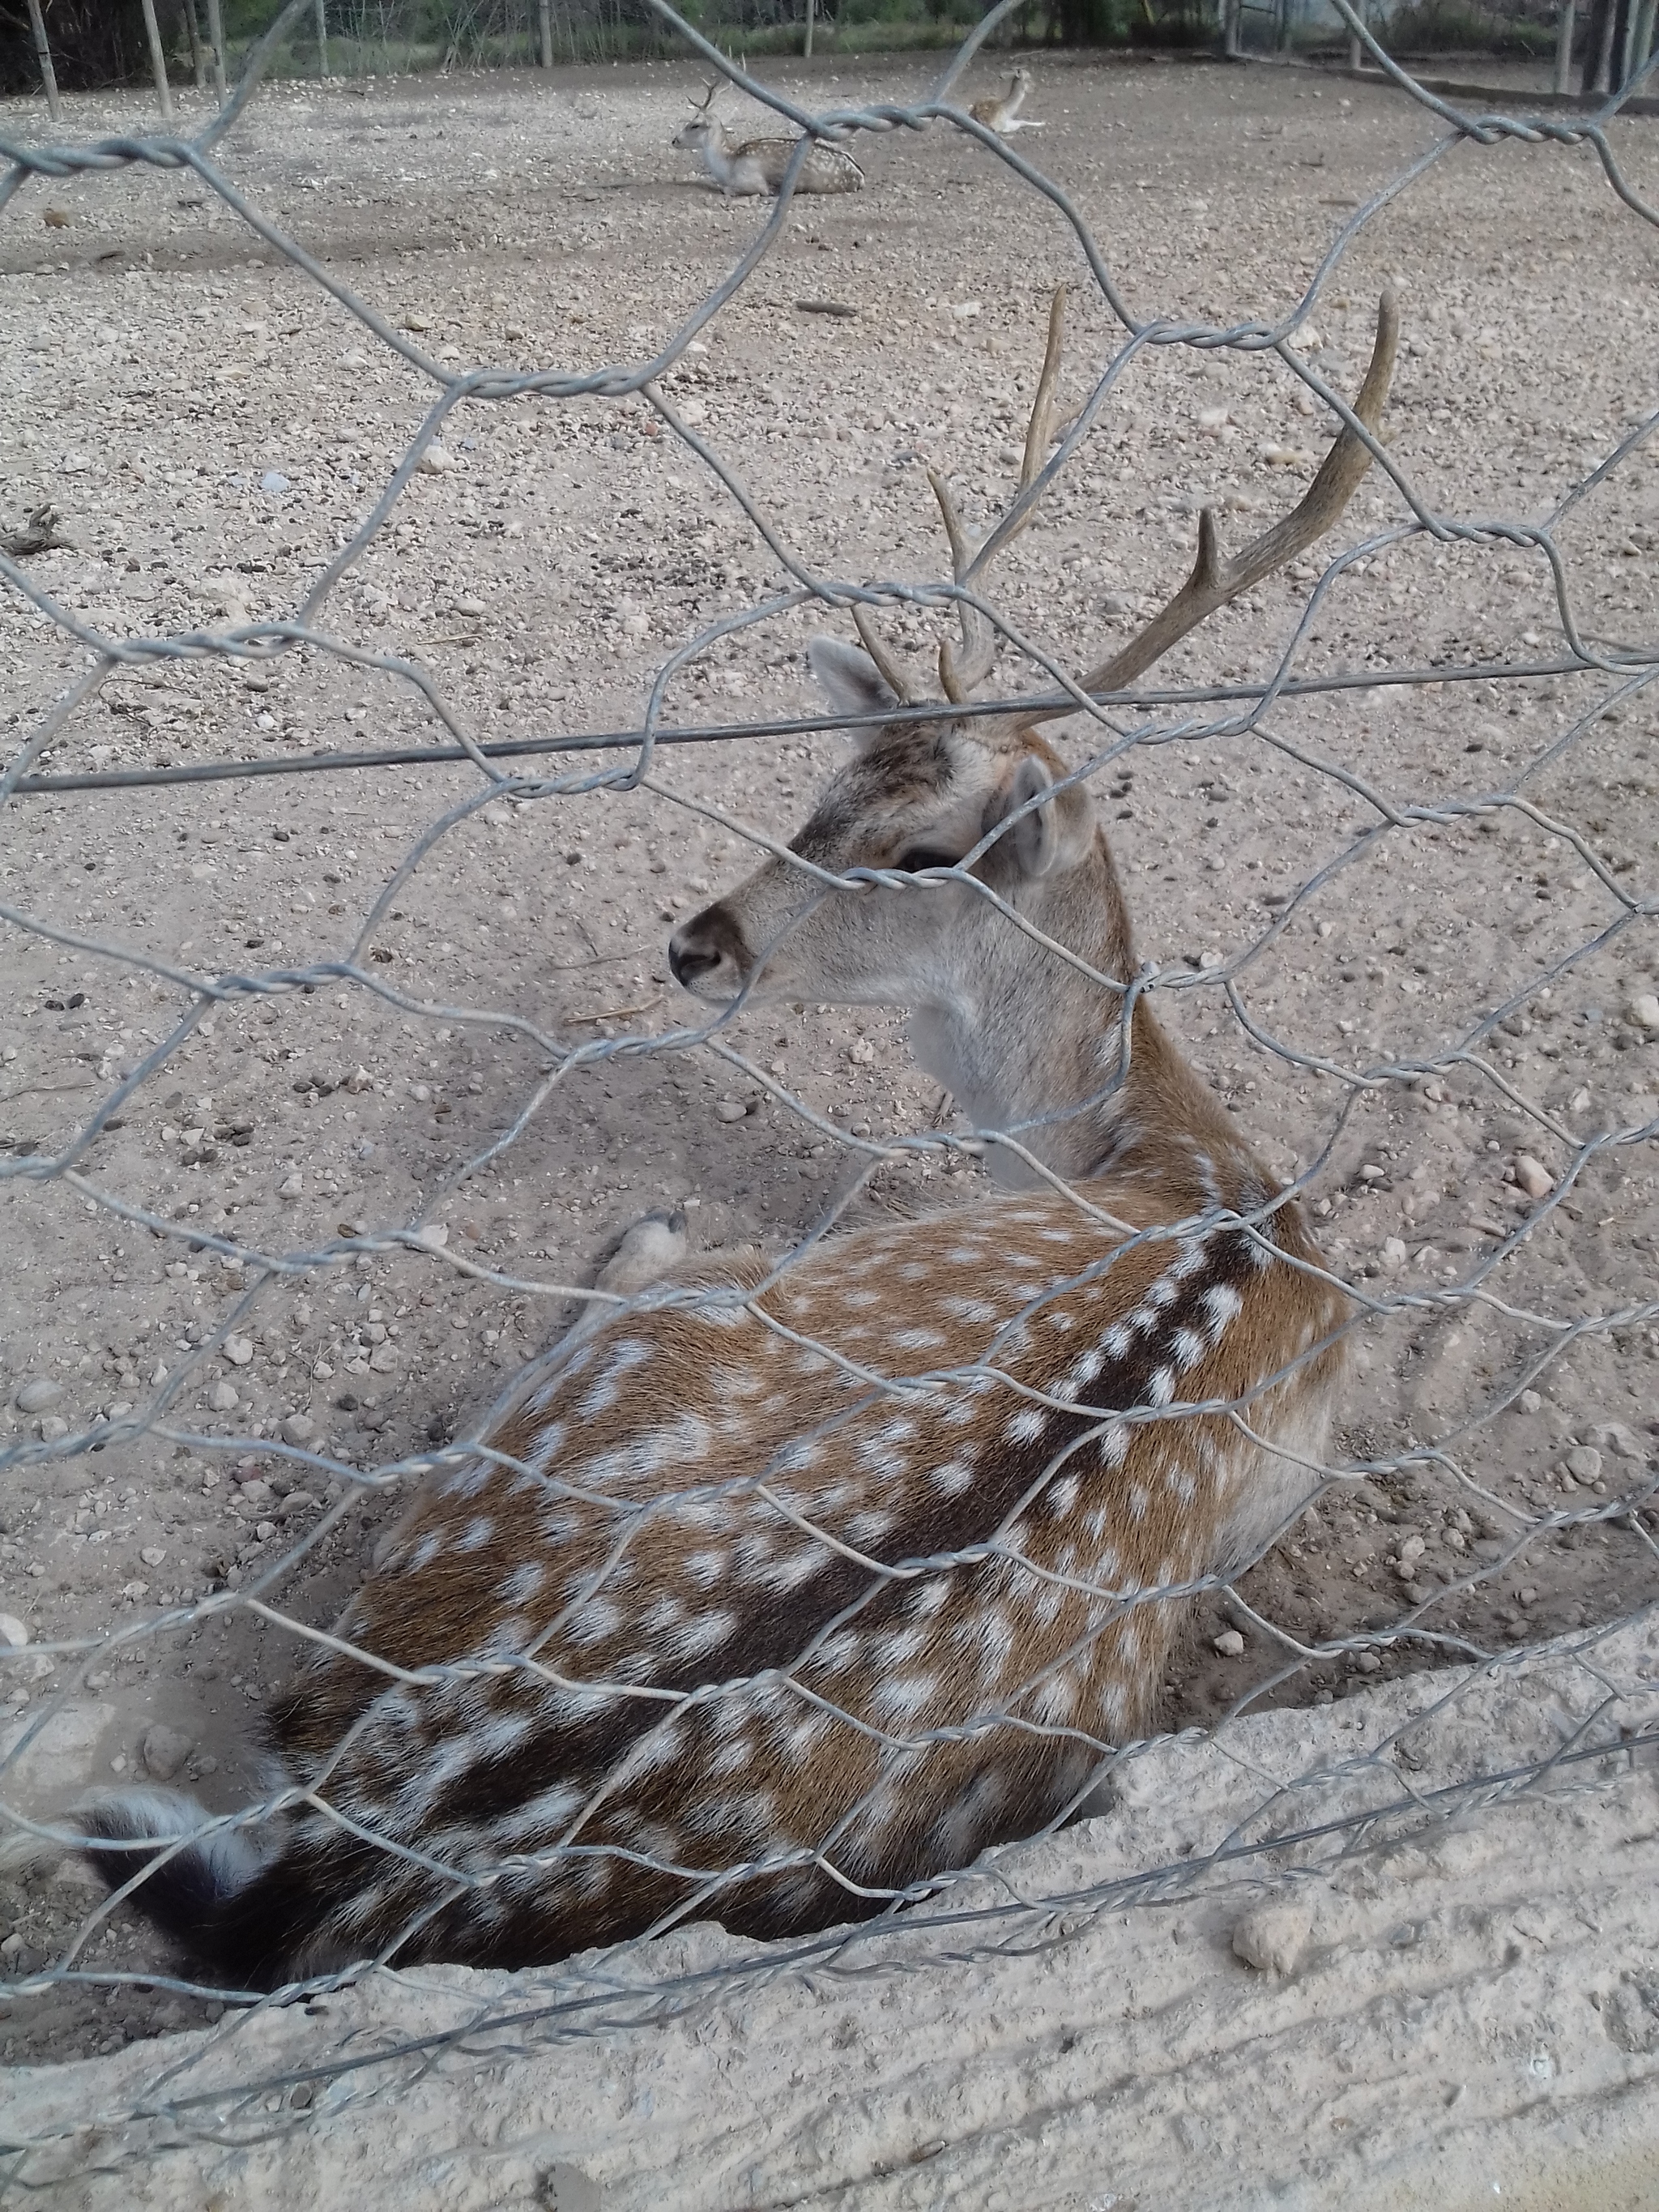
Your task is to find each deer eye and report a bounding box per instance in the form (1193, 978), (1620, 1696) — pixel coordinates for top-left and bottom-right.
(893, 846), (960, 873)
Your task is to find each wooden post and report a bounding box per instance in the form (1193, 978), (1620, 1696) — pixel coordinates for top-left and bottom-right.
(315, 0), (329, 78)
(205, 0), (228, 98)
(1633, 0), (1658, 83)
(804, 0), (816, 58)
(539, 0), (554, 66)
(1591, 0), (1616, 90)
(138, 0), (176, 122)
(1222, 0), (1241, 58)
(1554, 0), (1576, 88)
(182, 0), (207, 88)
(25, 0), (61, 123)
(1347, 0), (1365, 70)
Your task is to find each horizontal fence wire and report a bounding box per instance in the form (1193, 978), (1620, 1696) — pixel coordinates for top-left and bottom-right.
(2, 0), (1659, 2179)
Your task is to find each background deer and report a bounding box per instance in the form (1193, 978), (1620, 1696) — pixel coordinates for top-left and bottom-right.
(969, 66), (1044, 135)
(672, 81), (865, 197)
(81, 292), (1397, 1989)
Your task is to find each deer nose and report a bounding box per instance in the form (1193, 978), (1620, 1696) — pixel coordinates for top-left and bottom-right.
(668, 904), (745, 993)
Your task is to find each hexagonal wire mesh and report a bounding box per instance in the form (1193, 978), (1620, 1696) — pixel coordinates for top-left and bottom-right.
(1, 0), (1657, 2171)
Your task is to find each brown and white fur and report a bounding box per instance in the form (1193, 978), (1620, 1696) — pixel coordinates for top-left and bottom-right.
(969, 66), (1043, 135)
(672, 83), (864, 198)
(79, 294), (1397, 1990)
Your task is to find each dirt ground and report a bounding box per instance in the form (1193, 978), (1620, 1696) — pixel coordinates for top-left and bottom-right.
(1, 48), (1657, 2066)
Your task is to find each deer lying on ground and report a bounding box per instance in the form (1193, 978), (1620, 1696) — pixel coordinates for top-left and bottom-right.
(969, 66), (1044, 134)
(80, 292), (1397, 1986)
(672, 80), (864, 197)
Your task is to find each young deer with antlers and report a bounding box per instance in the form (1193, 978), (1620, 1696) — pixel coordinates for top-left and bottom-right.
(969, 66), (1044, 135)
(672, 80), (865, 197)
(81, 294), (1395, 1988)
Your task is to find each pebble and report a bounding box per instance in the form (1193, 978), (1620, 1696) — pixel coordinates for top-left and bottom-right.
(1517, 1389), (1542, 1415)
(39, 1416), (68, 1441)
(1565, 1445), (1602, 1483)
(1380, 1236), (1408, 1270)
(1513, 1154), (1554, 1200)
(0, 1614), (28, 1650)
(416, 442), (455, 474)
(278, 1172), (304, 1198)
(139, 1547), (167, 1568)
(411, 1223), (449, 1250)
(142, 1723), (193, 1783)
(15, 1378), (62, 1414)
(412, 1083), (432, 1103)
(715, 1099), (748, 1123)
(280, 1412), (316, 1445)
(1232, 1902), (1312, 1976)
(1397, 1534), (1426, 1569)
(1354, 1650), (1383, 1674)
(1628, 993), (1659, 1033)
(258, 469), (290, 494)
(1213, 1629), (1245, 1657)
(1590, 1421), (1644, 1461)
(223, 1335), (254, 1367)
(208, 1381), (239, 1413)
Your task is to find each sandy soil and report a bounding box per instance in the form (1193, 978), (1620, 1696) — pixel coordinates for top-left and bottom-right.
(0, 46), (1657, 2069)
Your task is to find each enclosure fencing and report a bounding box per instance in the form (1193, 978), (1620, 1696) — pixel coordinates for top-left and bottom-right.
(2, 0), (1658, 2181)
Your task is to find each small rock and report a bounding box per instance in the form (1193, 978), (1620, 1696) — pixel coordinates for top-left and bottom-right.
(715, 1100), (748, 1123)
(1517, 1389), (1542, 1415)
(399, 312), (431, 332)
(39, 1416), (68, 1441)
(1627, 993), (1659, 1033)
(1397, 1534), (1427, 1570)
(1213, 1629), (1245, 1658)
(0, 1614), (28, 1650)
(1566, 1445), (1602, 1484)
(1354, 1650), (1383, 1674)
(258, 470), (291, 495)
(1590, 1421), (1644, 1461)
(411, 1223), (449, 1251)
(411, 1083), (431, 1104)
(416, 442), (455, 475)
(15, 1379), (62, 1415)
(1513, 1154), (1554, 1200)
(1232, 1902), (1312, 1976)
(369, 1344), (399, 1374)
(278, 1489), (318, 1516)
(142, 1723), (193, 1783)
(278, 1172), (304, 1199)
(208, 1380), (239, 1413)
(1380, 1236), (1408, 1271)
(280, 1412), (315, 1445)
(223, 1335), (254, 1368)
(139, 1546), (167, 1568)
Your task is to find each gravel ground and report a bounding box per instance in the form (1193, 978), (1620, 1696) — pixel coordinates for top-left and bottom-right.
(1, 48), (1657, 2065)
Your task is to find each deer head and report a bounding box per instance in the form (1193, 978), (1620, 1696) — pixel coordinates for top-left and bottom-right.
(669, 291), (1398, 1180)
(672, 76), (725, 151)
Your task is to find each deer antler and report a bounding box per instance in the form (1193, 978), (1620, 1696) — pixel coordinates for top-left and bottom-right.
(691, 75), (723, 115)
(851, 286), (1071, 711)
(1023, 288), (1400, 721)
(933, 282), (1069, 704)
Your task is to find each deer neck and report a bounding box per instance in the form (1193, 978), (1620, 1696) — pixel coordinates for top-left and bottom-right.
(701, 126), (737, 186)
(906, 832), (1238, 1194)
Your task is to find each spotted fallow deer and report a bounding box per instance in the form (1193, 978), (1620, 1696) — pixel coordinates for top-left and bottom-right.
(80, 293), (1396, 1988)
(672, 79), (864, 197)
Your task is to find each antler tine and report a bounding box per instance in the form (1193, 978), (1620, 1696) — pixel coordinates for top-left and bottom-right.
(935, 284), (1071, 705)
(1026, 288), (1400, 723)
(853, 604), (923, 707)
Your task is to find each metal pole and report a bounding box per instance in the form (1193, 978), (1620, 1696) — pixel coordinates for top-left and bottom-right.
(138, 0), (176, 122)
(1347, 0), (1365, 70)
(1591, 0), (1616, 91)
(1554, 0), (1575, 89)
(182, 0), (207, 88)
(24, 0), (61, 123)
(315, 0), (329, 78)
(1222, 0), (1241, 58)
(205, 0), (228, 98)
(804, 0), (815, 59)
(1634, 0), (1658, 82)
(539, 0), (553, 66)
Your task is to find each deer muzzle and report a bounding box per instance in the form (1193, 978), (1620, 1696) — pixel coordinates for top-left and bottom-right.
(667, 901), (750, 998)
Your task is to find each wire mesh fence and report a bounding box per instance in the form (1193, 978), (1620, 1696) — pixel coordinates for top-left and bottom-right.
(2, 0), (1658, 2176)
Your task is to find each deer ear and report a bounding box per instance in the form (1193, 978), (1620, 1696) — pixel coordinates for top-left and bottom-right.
(999, 750), (1093, 878)
(807, 638), (897, 740)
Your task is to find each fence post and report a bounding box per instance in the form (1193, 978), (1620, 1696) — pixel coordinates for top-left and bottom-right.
(24, 0), (61, 123)
(1554, 0), (1575, 89)
(804, 0), (816, 58)
(539, 0), (554, 66)
(205, 0), (228, 98)
(138, 0), (176, 122)
(182, 0), (207, 88)
(1347, 0), (1365, 70)
(1591, 0), (1616, 89)
(315, 0), (329, 79)
(1634, 0), (1658, 83)
(1222, 0), (1241, 58)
